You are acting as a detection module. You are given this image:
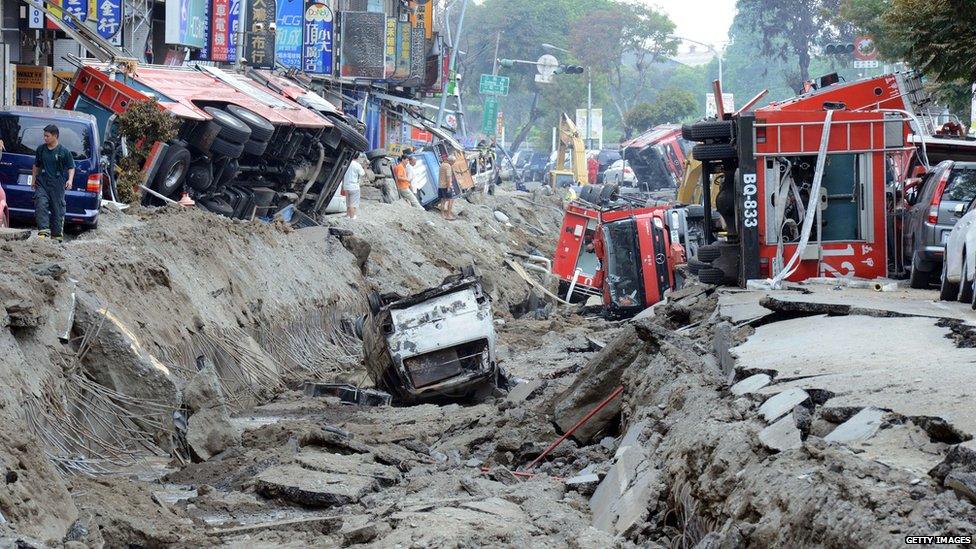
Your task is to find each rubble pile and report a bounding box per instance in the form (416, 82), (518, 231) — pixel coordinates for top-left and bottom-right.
(1, 187), (975, 547)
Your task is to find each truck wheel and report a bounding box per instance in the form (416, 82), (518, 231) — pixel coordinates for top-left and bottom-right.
(367, 291), (383, 315)
(243, 138), (269, 157)
(225, 105), (274, 142)
(151, 144), (191, 198)
(211, 137), (245, 159)
(692, 143), (737, 162)
(940, 257), (960, 301)
(204, 106), (251, 144)
(186, 164), (214, 192)
(599, 183), (619, 203)
(698, 267), (726, 285)
(696, 244), (722, 263)
(682, 120), (733, 141)
(325, 113), (370, 152)
(687, 258), (708, 275)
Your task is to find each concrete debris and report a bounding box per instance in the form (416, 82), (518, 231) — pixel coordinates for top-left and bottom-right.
(944, 472), (976, 503)
(758, 388), (810, 423)
(185, 406), (242, 461)
(758, 413), (802, 452)
(255, 464), (378, 507)
(506, 379), (544, 403)
(824, 407), (885, 443)
(211, 515), (342, 537)
(182, 361), (224, 414)
(614, 419), (649, 459)
(294, 450), (400, 486)
(730, 373), (771, 396)
(303, 382), (392, 406)
(590, 443), (661, 536)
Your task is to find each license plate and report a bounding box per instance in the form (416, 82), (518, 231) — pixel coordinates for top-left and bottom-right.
(941, 231), (950, 244)
(18, 174), (32, 186)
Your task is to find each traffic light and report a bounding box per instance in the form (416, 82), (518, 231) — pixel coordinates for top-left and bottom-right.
(561, 65), (585, 74)
(498, 59), (515, 68)
(824, 43), (855, 55)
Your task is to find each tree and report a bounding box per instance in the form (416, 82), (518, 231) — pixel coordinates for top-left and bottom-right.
(570, 3), (678, 125)
(624, 88), (698, 135)
(736, 0), (846, 93)
(840, 0), (976, 117)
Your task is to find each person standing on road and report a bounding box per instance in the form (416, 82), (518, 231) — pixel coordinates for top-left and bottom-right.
(32, 124), (75, 241)
(342, 153), (366, 219)
(393, 149), (423, 209)
(393, 152), (422, 208)
(438, 153), (459, 220)
(587, 154), (599, 185)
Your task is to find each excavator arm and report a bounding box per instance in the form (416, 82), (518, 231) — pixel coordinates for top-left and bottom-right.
(550, 113), (588, 188)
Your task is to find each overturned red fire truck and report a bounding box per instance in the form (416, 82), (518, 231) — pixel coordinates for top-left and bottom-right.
(682, 71), (966, 286)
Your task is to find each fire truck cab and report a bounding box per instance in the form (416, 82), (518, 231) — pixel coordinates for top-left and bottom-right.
(594, 206), (685, 317)
(684, 72), (931, 285)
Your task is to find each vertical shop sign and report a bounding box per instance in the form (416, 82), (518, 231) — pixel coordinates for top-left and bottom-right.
(244, 0), (277, 68)
(302, 0), (333, 73)
(275, 0), (303, 68)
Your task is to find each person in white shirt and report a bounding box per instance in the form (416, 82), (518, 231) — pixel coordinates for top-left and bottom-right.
(342, 153), (366, 219)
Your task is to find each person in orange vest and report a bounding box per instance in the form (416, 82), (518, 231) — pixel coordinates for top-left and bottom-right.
(392, 152), (422, 208)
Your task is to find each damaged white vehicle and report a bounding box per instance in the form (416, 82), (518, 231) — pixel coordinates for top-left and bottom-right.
(361, 269), (501, 403)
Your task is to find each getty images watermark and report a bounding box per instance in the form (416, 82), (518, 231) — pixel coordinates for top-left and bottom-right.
(904, 535), (973, 544)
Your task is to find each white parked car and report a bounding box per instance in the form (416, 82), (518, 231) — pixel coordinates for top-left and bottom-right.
(939, 197), (976, 305)
(603, 159), (637, 186)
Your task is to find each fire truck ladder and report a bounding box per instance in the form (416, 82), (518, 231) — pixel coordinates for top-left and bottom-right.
(20, 0), (134, 64)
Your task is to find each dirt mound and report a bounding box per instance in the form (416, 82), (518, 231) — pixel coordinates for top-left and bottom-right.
(323, 188), (565, 314)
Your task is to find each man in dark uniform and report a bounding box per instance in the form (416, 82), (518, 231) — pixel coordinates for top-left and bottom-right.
(32, 124), (75, 240)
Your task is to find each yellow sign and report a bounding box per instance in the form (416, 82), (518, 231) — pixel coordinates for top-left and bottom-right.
(16, 65), (53, 90)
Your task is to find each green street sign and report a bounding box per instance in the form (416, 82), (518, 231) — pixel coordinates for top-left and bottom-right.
(479, 74), (510, 96)
(482, 96), (499, 135)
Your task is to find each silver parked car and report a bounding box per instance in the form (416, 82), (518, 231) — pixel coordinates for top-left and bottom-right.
(904, 161), (976, 288)
(940, 195), (976, 304)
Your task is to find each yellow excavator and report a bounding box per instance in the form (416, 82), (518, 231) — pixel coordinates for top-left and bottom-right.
(676, 152), (722, 207)
(548, 113), (588, 190)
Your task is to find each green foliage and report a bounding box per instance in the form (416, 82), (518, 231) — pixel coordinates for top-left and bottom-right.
(735, 0), (846, 92)
(839, 0), (976, 119)
(624, 88), (698, 135)
(115, 99), (178, 203)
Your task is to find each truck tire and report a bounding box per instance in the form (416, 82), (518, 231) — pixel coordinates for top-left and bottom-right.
(696, 244), (722, 263)
(186, 164), (214, 192)
(698, 266), (726, 285)
(599, 183), (619, 203)
(151, 144), (191, 198)
(682, 120), (733, 141)
(204, 106), (251, 144)
(687, 258), (708, 275)
(684, 205), (705, 220)
(367, 291), (383, 315)
(692, 143), (737, 162)
(243, 138), (269, 157)
(225, 105), (274, 142)
(211, 136), (245, 159)
(325, 114), (370, 152)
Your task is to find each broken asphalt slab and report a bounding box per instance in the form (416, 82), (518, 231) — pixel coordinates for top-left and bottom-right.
(735, 314), (976, 437)
(824, 407), (885, 443)
(758, 388), (809, 423)
(759, 413), (802, 452)
(255, 464), (378, 508)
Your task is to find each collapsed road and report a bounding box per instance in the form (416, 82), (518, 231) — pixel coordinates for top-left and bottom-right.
(1, 183), (976, 547)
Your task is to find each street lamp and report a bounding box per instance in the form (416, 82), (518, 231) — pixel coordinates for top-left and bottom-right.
(671, 36), (724, 88)
(541, 43), (594, 150)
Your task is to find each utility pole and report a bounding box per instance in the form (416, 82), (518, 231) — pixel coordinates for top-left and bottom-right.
(586, 67), (592, 150)
(437, 0), (468, 129)
(235, 0), (248, 69)
(491, 31), (500, 76)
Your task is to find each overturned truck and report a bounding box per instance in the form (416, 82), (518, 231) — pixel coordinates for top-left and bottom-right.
(360, 271), (501, 403)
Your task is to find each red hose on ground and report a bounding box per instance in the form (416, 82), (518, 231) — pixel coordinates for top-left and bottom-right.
(523, 384), (624, 471)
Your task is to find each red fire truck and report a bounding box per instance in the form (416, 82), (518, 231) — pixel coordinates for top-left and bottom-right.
(682, 72), (957, 286)
(620, 125), (692, 191)
(551, 185), (693, 317)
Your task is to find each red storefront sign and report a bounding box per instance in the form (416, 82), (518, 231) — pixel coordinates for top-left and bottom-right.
(210, 0), (230, 62)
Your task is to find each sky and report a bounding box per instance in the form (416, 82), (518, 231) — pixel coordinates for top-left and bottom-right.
(647, 0), (737, 51)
